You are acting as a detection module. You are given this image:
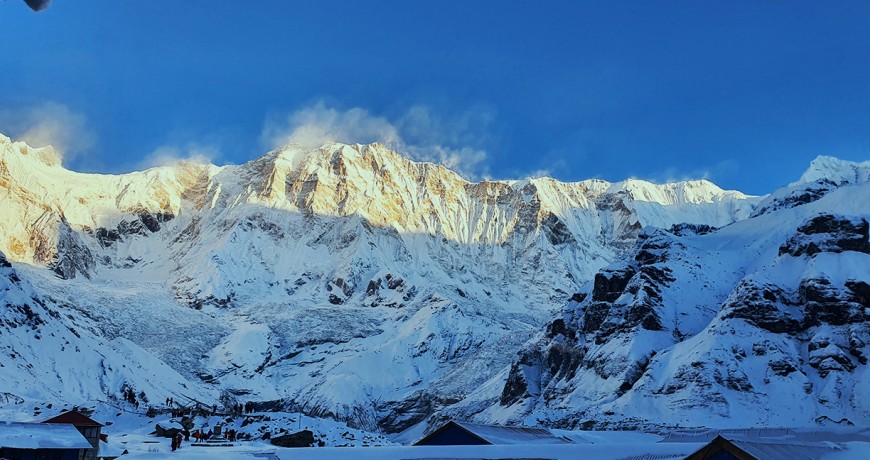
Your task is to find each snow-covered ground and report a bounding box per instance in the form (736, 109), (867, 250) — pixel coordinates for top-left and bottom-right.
(120, 443), (705, 460)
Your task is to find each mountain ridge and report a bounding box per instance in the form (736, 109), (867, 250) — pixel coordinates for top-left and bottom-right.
(1, 132), (867, 434)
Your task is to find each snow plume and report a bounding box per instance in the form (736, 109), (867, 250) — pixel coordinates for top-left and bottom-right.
(0, 102), (95, 165)
(139, 143), (220, 169)
(262, 102), (492, 179)
(638, 159), (740, 186)
(262, 102), (401, 149)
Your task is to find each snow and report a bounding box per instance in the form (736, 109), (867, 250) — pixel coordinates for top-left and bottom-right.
(96, 440), (870, 460)
(467, 156), (870, 429)
(0, 133), (867, 436)
(155, 419), (184, 431)
(108, 442), (708, 460)
(694, 439), (849, 460)
(793, 155), (870, 187)
(0, 422), (91, 449)
(99, 437), (129, 457)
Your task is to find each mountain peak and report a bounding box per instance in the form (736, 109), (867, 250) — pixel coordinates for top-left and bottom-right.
(0, 132), (63, 168)
(607, 177), (752, 205)
(794, 155), (870, 187)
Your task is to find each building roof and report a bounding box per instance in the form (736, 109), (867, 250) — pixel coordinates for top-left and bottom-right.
(683, 435), (847, 460)
(662, 427), (870, 444)
(729, 438), (843, 460)
(42, 410), (104, 427)
(416, 420), (570, 445)
(662, 428), (798, 443)
(0, 422), (92, 450)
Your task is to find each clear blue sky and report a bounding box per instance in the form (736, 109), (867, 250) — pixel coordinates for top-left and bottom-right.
(2, 1), (869, 194)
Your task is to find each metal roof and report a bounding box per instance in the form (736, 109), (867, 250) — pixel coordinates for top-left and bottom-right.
(729, 438), (844, 460)
(661, 427), (870, 444)
(0, 422), (92, 450)
(42, 410), (104, 427)
(681, 434), (853, 460)
(427, 421), (571, 445)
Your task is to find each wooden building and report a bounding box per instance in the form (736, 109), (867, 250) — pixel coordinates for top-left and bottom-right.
(43, 410), (104, 460)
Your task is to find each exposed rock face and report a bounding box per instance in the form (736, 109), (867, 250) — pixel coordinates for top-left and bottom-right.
(751, 179), (838, 218)
(376, 391), (461, 433)
(50, 218), (96, 279)
(464, 183), (870, 430)
(493, 229), (681, 420)
(779, 214), (870, 257)
(582, 231), (676, 340)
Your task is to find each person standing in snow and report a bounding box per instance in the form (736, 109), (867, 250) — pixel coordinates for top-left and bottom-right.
(176, 432), (183, 449)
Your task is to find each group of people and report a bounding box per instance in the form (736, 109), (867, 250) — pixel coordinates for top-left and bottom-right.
(231, 401), (256, 415)
(162, 399), (257, 451)
(192, 429), (208, 442)
(122, 387), (141, 408)
(170, 432), (184, 452)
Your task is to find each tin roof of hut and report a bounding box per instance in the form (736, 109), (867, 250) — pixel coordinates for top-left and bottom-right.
(682, 434), (849, 460)
(414, 420), (570, 445)
(42, 409), (103, 427)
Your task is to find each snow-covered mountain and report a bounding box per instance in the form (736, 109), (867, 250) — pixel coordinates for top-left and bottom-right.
(0, 249), (215, 407)
(460, 158), (870, 430)
(3, 132), (865, 434)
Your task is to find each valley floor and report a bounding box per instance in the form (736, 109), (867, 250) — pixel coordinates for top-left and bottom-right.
(122, 442), (701, 460)
(113, 440), (870, 460)
(2, 401), (868, 460)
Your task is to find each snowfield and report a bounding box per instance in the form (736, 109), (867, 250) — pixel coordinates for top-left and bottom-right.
(0, 133), (867, 440)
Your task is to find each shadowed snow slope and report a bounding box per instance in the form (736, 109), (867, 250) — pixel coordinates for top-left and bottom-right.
(464, 158), (870, 430)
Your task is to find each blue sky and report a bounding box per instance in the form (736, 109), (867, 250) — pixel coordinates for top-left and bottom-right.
(1, 1), (869, 194)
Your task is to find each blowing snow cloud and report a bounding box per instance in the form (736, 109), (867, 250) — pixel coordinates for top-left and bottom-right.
(262, 102), (493, 180)
(0, 102), (95, 165)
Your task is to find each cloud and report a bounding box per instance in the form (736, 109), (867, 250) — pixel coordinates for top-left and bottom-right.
(261, 102), (493, 180)
(0, 102), (95, 165)
(637, 159), (742, 187)
(138, 143), (220, 170)
(262, 102), (401, 149)
(525, 168), (554, 178)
